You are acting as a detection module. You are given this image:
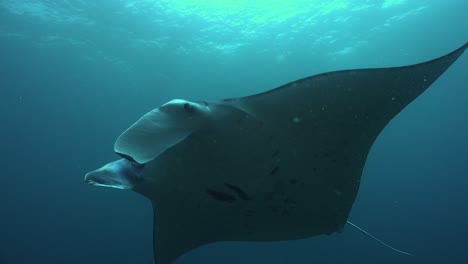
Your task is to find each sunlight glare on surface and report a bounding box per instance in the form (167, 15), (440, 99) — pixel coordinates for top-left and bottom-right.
(158, 0), (350, 25)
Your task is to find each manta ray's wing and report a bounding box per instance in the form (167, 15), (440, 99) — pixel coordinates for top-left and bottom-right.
(228, 42), (467, 137)
(121, 43), (467, 264)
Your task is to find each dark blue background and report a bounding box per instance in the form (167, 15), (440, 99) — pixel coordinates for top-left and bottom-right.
(1, 1), (467, 263)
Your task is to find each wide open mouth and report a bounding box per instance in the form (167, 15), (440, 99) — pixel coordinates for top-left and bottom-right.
(84, 170), (131, 190)
(84, 159), (145, 190)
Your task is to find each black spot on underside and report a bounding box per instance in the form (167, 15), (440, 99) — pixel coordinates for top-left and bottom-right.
(224, 182), (251, 200)
(205, 189), (236, 203)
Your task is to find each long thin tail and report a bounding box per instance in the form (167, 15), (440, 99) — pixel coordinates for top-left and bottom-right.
(346, 221), (413, 256)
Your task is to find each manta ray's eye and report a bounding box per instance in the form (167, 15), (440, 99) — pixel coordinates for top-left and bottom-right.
(183, 102), (196, 113)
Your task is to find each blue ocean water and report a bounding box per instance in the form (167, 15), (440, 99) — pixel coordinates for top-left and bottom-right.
(1, 0), (467, 263)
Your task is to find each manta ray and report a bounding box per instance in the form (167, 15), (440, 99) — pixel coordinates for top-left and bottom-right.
(85, 42), (467, 264)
